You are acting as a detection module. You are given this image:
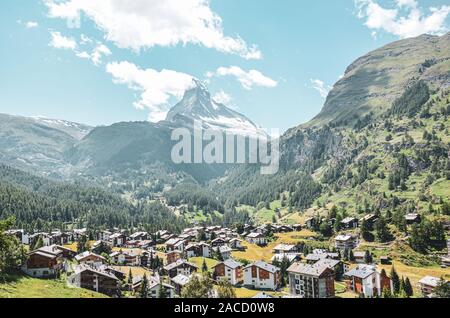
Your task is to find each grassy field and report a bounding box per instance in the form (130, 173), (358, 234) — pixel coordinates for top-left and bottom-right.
(378, 261), (450, 295)
(0, 274), (107, 298)
(110, 266), (152, 278)
(188, 257), (219, 273)
(232, 230), (318, 262)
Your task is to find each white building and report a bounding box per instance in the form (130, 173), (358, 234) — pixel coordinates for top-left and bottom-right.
(245, 232), (267, 246)
(243, 261), (280, 291)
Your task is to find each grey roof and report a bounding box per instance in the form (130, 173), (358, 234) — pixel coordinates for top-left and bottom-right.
(246, 232), (264, 238)
(219, 245), (232, 253)
(314, 258), (341, 269)
(341, 217), (358, 223)
(245, 261), (279, 273)
(220, 259), (243, 269)
(418, 276), (442, 287)
(171, 274), (191, 286)
(273, 244), (296, 252)
(75, 251), (105, 262)
(74, 265), (119, 281)
(353, 251), (366, 258)
(271, 253), (301, 263)
(287, 262), (330, 277)
(344, 265), (376, 279)
(164, 259), (198, 271)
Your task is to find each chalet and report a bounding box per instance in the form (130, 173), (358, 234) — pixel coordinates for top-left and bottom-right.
(353, 251), (367, 264)
(166, 238), (186, 252)
(335, 234), (359, 251)
(211, 237), (228, 247)
(148, 276), (175, 298)
(131, 275), (175, 298)
(164, 259), (198, 278)
(341, 217), (359, 229)
(344, 265), (392, 298)
(129, 231), (149, 241)
(304, 217), (316, 229)
(271, 253), (301, 264)
(380, 256), (392, 265)
(287, 262), (335, 298)
(229, 238), (244, 250)
(97, 230), (112, 241)
(109, 233), (127, 247)
(109, 250), (140, 266)
(178, 233), (195, 242)
(68, 265), (120, 297)
(171, 274), (192, 295)
(5, 229), (25, 242)
(243, 261), (280, 291)
(54, 231), (72, 245)
(166, 250), (183, 265)
(273, 244), (297, 254)
(243, 224), (255, 233)
(418, 276), (448, 297)
(405, 213), (421, 225)
(72, 228), (87, 241)
(245, 232), (267, 246)
(218, 245), (232, 260)
(75, 251), (106, 267)
(185, 242), (211, 258)
(272, 225), (293, 233)
(55, 245), (77, 259)
(91, 240), (112, 254)
(213, 259), (243, 286)
(22, 245), (64, 278)
(314, 258), (344, 278)
(362, 214), (378, 227)
(305, 250), (339, 264)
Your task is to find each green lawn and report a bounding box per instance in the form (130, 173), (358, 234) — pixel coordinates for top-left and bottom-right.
(0, 274), (108, 298)
(188, 257), (219, 273)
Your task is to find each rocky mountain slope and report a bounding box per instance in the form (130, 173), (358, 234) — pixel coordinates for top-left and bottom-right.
(307, 33), (450, 129)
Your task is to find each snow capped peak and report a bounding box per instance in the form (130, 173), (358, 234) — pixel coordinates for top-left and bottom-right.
(165, 82), (266, 139)
(31, 116), (92, 140)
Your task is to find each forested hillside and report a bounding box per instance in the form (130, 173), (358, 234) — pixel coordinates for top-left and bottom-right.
(0, 165), (186, 233)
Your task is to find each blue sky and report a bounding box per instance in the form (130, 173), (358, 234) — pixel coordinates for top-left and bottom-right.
(1, 0), (449, 131)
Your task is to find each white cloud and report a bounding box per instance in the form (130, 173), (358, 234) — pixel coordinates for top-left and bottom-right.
(49, 31), (77, 50)
(44, 0), (262, 60)
(310, 79), (332, 98)
(355, 0), (450, 39)
(25, 21), (39, 29)
(213, 90), (232, 105)
(90, 44), (112, 66)
(50, 31), (111, 65)
(106, 61), (195, 122)
(209, 66), (278, 90)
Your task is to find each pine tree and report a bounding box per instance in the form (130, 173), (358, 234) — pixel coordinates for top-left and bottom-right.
(157, 282), (169, 298)
(403, 277), (413, 298)
(390, 267), (400, 295)
(361, 219), (374, 242)
(127, 269), (133, 285)
(364, 250), (372, 264)
(140, 274), (148, 298)
(202, 259), (208, 273)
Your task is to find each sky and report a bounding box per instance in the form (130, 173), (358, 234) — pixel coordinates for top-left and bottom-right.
(1, 0), (449, 131)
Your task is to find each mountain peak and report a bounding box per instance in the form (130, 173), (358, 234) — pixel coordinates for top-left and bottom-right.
(165, 82), (266, 138)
